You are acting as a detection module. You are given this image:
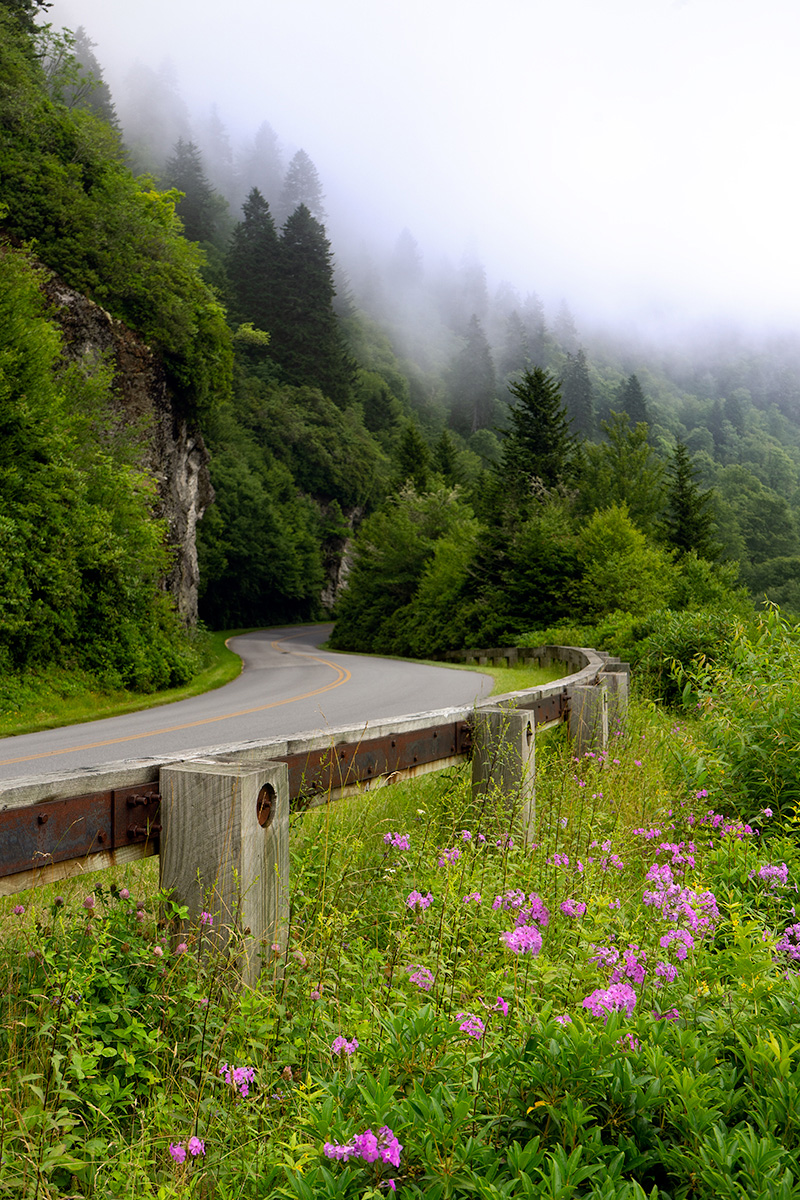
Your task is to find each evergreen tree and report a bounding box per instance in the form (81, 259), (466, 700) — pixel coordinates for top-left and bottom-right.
(663, 442), (719, 559)
(618, 373), (648, 425)
(163, 138), (227, 245)
(271, 204), (355, 404)
(395, 423), (430, 492)
(389, 227), (423, 289)
(279, 148), (325, 223)
(226, 187), (280, 330)
(432, 429), (460, 484)
(553, 300), (578, 352)
(577, 412), (665, 535)
(501, 366), (577, 491)
(236, 120), (283, 212)
(522, 292), (548, 363)
(561, 348), (595, 438)
(448, 314), (496, 436)
(499, 311), (529, 380)
(0, 0), (49, 40)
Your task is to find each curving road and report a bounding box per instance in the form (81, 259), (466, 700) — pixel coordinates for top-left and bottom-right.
(0, 625), (493, 783)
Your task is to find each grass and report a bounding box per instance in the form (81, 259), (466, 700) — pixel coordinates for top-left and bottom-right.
(0, 629), (247, 738)
(5, 701), (800, 1197)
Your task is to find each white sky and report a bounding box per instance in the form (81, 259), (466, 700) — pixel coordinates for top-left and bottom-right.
(46, 0), (800, 333)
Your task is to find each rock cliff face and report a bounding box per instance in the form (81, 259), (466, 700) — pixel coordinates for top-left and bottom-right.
(42, 273), (213, 623)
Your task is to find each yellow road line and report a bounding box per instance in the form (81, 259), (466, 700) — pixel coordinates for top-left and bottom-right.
(0, 635), (351, 766)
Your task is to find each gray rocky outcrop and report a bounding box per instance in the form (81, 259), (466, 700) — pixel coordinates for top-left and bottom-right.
(42, 273), (213, 623)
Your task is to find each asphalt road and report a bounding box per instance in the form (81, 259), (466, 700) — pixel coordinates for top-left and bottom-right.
(0, 625), (493, 783)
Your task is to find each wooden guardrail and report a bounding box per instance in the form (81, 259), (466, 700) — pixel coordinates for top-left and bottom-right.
(0, 644), (628, 983)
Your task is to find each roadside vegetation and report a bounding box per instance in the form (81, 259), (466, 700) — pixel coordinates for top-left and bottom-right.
(0, 630), (242, 739)
(5, 611), (800, 1197)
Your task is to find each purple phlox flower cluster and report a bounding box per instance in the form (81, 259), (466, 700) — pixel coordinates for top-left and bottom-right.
(762, 807), (774, 818)
(461, 829), (473, 841)
(406, 965), (435, 991)
(324, 1125), (402, 1170)
(698, 810), (755, 841)
(199, 911), (213, 927)
(496, 836), (514, 850)
(633, 828), (663, 840)
(560, 898), (587, 919)
(406, 890), (433, 910)
(456, 1011), (486, 1039)
(437, 846), (461, 867)
(462, 892), (482, 905)
(589, 944), (619, 969)
(219, 1062), (256, 1098)
(555, 1013), (573, 1025)
(548, 852), (570, 867)
(653, 1007), (680, 1021)
(659, 929), (695, 960)
(756, 862), (790, 889)
(169, 1137), (205, 1162)
(516, 894), (551, 927)
(657, 841), (697, 872)
(617, 1033), (641, 1053)
(582, 982), (637, 1021)
(501, 923), (543, 955)
(481, 994), (509, 1016)
(642, 863), (719, 936)
(383, 832), (410, 850)
(331, 1036), (359, 1056)
(610, 946), (647, 986)
(655, 960), (678, 982)
(492, 889), (526, 912)
(776, 924), (800, 963)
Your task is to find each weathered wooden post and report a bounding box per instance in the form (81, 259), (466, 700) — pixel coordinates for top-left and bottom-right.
(159, 759), (289, 987)
(471, 706), (536, 843)
(568, 684), (609, 756)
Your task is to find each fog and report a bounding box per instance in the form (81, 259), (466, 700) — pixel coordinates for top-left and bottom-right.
(46, 0), (800, 337)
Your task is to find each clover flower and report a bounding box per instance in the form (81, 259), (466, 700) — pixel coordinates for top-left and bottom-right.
(12, 905), (24, 917)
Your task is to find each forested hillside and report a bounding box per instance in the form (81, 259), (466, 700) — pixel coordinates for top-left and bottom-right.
(4, 0), (800, 700)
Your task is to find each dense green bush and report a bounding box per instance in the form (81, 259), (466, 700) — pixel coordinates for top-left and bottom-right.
(0, 243), (199, 689)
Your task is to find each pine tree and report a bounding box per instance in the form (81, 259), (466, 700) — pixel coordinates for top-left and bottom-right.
(664, 442), (719, 559)
(163, 138), (227, 245)
(271, 204), (355, 404)
(502, 367), (577, 491)
(279, 148), (325, 223)
(395, 423), (430, 492)
(226, 187), (280, 330)
(618, 373), (648, 426)
(448, 314), (496, 436)
(499, 311), (529, 380)
(236, 121), (283, 212)
(561, 348), (595, 438)
(432, 429), (460, 484)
